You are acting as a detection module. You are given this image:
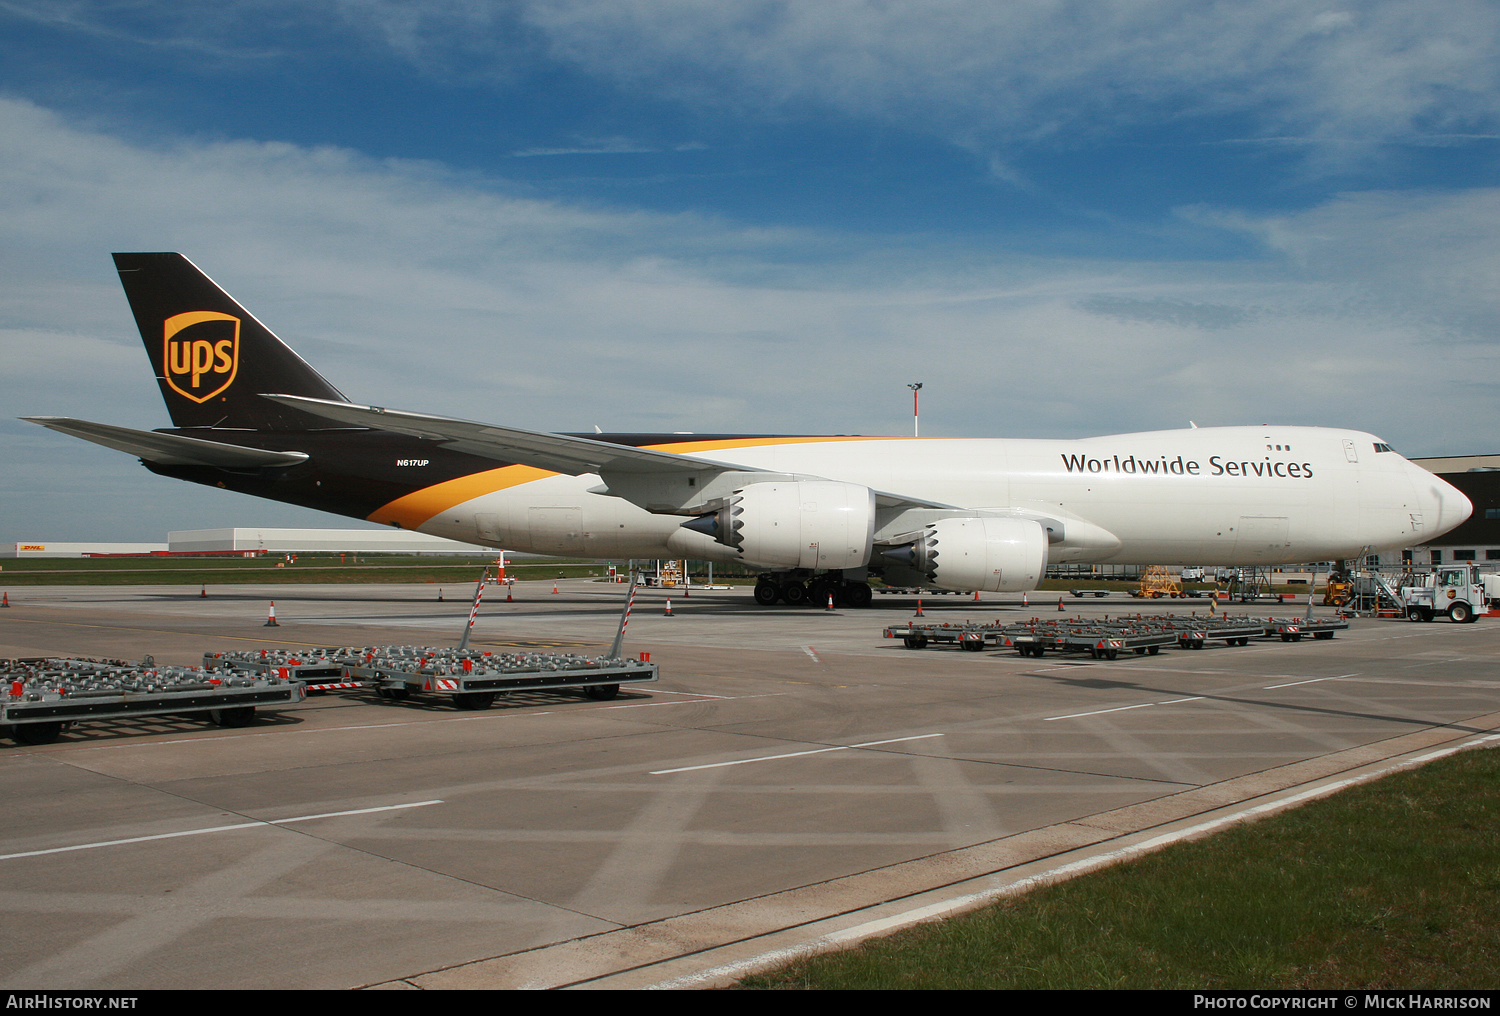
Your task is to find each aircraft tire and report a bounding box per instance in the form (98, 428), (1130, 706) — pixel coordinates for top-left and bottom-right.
(782, 582), (808, 606)
(753, 581), (780, 606)
(842, 581), (873, 608)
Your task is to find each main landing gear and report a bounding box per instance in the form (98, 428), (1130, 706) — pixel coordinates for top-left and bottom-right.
(754, 573), (873, 608)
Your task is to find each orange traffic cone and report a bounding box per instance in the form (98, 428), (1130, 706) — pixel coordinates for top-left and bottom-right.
(1057, 596), (1065, 612)
(1022, 591), (1029, 607)
(200, 584), (207, 599)
(552, 582), (559, 594)
(914, 599), (925, 617)
(664, 598), (674, 617)
(1, 592), (9, 608)
(438, 588), (444, 601)
(506, 589), (514, 602)
(826, 591), (836, 611)
(973, 590), (980, 602)
(264, 602), (280, 627)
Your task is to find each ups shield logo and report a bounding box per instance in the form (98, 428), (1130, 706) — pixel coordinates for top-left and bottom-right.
(163, 311), (239, 403)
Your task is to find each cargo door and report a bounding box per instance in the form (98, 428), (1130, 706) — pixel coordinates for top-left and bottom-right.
(1233, 516), (1290, 562)
(527, 506), (583, 554)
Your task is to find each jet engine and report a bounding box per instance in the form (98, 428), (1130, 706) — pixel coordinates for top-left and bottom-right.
(882, 516), (1048, 592)
(678, 480), (876, 571)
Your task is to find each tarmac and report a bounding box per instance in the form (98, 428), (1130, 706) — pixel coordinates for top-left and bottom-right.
(1, 579), (1497, 990)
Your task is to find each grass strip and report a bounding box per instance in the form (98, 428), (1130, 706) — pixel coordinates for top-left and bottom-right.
(738, 746), (1500, 989)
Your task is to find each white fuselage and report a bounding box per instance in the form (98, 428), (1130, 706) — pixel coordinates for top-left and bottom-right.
(397, 426), (1470, 566)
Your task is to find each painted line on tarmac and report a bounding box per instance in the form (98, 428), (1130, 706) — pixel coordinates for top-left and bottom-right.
(649, 733), (944, 775)
(1264, 672), (1360, 690)
(642, 730), (1500, 989)
(0, 800), (444, 861)
(1045, 696), (1204, 721)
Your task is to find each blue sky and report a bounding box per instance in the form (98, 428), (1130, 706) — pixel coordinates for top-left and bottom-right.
(3, 1), (1499, 540)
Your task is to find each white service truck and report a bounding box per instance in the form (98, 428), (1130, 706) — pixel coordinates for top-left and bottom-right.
(1401, 564), (1485, 623)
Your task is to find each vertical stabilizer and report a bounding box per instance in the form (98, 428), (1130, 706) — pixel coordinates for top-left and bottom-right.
(113, 253), (349, 430)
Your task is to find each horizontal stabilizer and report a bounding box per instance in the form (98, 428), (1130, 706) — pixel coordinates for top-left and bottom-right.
(23, 417), (310, 469)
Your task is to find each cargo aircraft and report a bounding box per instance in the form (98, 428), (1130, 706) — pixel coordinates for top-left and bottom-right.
(25, 253), (1472, 607)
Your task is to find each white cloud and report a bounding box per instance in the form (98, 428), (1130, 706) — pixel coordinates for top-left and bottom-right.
(22, 3), (1493, 153)
(513, 0), (1500, 148)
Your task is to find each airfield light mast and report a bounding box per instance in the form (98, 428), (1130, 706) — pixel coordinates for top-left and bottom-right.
(908, 382), (923, 437)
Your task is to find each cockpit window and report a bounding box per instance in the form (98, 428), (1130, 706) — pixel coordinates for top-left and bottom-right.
(1373, 443), (1394, 453)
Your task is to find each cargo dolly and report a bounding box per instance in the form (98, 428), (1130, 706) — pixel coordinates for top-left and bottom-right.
(885, 611), (1332, 659)
(883, 622), (1007, 651)
(1147, 616), (1267, 649)
(203, 648), (367, 691)
(208, 646), (658, 709)
(1265, 616), (1349, 641)
(205, 570), (660, 709)
(2, 656), (306, 745)
(1001, 621), (1178, 659)
(338, 647), (656, 708)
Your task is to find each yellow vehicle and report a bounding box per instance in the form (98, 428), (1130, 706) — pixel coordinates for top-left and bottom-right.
(1323, 574), (1353, 607)
(1137, 565), (1182, 599)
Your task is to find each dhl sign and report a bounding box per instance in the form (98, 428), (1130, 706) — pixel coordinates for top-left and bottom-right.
(163, 311), (239, 403)
(19, 544), (45, 552)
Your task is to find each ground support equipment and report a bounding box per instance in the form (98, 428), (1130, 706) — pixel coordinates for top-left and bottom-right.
(203, 648), (362, 691)
(207, 645), (659, 709)
(884, 612), (1332, 659)
(1152, 616), (1268, 649)
(1000, 619), (1179, 659)
(2, 656), (306, 745)
(1264, 617), (1350, 641)
(883, 622), (1008, 651)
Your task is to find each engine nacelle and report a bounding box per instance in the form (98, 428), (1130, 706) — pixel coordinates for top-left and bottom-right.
(678, 480), (876, 571)
(885, 517), (1048, 592)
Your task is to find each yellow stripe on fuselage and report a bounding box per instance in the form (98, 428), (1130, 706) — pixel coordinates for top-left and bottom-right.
(365, 435), (895, 530)
(368, 464), (555, 530)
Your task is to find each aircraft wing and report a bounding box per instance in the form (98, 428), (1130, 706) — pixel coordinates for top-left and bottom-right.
(265, 395), (742, 475)
(267, 395), (953, 511)
(22, 417), (310, 469)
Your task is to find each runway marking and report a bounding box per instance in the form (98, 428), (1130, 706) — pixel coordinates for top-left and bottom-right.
(1264, 672), (1360, 690)
(0, 800), (443, 862)
(649, 734), (943, 775)
(1045, 696), (1205, 721)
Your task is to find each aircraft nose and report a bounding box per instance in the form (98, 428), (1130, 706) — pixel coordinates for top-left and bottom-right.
(1418, 470), (1472, 537)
